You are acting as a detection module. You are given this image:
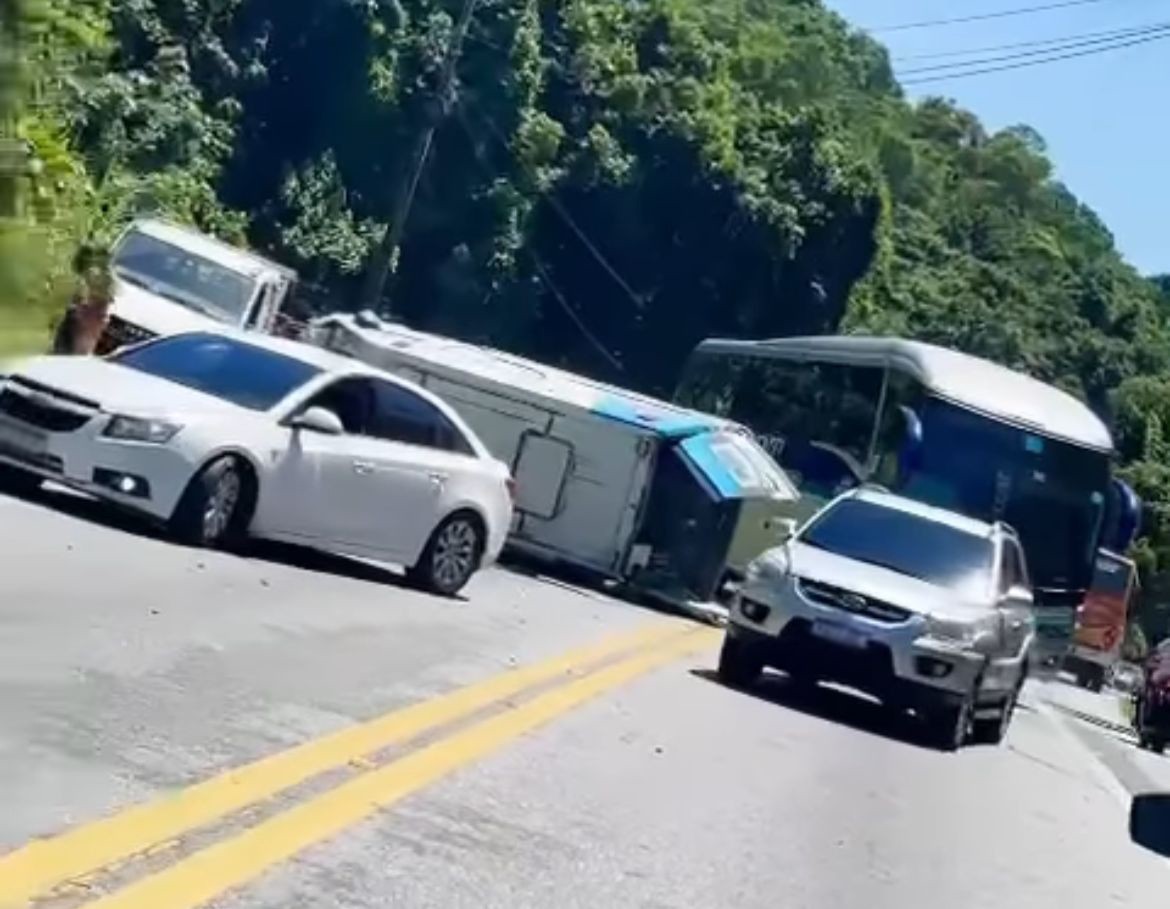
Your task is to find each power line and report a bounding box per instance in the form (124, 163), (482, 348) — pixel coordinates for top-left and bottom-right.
(453, 105), (626, 373)
(870, 0), (1124, 33)
(526, 250), (625, 373)
(465, 100), (647, 310)
(899, 22), (1170, 74)
(901, 25), (1170, 83)
(893, 20), (1166, 60)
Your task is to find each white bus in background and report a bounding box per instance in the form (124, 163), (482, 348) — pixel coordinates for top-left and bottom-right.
(675, 335), (1142, 663)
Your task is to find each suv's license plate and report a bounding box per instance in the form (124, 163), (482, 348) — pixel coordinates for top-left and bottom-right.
(812, 620), (868, 650)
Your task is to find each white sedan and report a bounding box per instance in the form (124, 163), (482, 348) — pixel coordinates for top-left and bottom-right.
(0, 330), (515, 596)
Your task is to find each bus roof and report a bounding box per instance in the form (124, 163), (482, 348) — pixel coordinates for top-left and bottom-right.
(695, 335), (1113, 453)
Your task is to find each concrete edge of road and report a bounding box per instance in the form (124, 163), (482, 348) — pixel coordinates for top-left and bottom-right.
(1031, 695), (1134, 812)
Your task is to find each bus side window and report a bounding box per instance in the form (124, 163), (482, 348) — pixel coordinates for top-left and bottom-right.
(876, 373), (926, 487)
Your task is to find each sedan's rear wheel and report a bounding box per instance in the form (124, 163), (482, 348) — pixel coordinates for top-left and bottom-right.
(170, 457), (250, 548)
(408, 512), (484, 597)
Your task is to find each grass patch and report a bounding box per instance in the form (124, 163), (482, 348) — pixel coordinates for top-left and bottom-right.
(0, 307), (52, 359)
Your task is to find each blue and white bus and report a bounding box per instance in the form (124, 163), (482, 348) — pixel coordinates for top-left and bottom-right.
(675, 336), (1141, 655)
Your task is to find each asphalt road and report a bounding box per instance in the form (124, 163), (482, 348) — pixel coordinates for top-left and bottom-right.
(1, 484), (1168, 909)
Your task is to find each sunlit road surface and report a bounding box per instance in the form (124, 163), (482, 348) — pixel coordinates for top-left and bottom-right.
(1, 486), (1168, 909)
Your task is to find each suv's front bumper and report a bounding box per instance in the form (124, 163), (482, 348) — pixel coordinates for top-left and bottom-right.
(729, 577), (1005, 708)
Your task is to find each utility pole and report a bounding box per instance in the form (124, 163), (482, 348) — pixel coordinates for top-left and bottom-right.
(359, 0), (479, 314)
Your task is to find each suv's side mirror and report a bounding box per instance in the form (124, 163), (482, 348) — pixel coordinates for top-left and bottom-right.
(289, 406), (344, 436)
(766, 517), (798, 544)
(1000, 584), (1034, 610)
(1131, 794), (1170, 857)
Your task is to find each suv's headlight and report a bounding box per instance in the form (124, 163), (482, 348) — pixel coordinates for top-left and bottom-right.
(103, 415), (183, 444)
(926, 613), (999, 651)
(745, 550), (790, 585)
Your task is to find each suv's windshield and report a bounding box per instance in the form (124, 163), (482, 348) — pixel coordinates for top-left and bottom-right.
(800, 497), (994, 598)
(113, 333), (320, 410)
(112, 229), (260, 324)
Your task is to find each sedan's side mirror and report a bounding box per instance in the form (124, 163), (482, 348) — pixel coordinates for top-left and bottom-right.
(1131, 794), (1170, 857)
(289, 406), (344, 436)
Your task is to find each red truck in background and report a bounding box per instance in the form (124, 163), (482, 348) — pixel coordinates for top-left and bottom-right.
(1063, 549), (1136, 692)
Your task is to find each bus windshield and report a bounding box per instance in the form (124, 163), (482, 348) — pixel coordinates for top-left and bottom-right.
(896, 396), (1109, 594)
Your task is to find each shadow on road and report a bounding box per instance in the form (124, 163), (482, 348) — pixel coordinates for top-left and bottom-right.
(243, 539), (431, 593)
(5, 485), (724, 616)
(1, 482), (166, 542)
(690, 667), (994, 753)
(0, 485), (463, 599)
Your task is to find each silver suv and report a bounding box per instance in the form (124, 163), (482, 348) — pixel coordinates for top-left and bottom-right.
(719, 488), (1035, 750)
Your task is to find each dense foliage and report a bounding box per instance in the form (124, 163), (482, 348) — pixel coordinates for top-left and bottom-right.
(4, 0), (1170, 643)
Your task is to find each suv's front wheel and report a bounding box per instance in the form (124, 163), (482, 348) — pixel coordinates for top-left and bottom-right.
(970, 688), (1018, 746)
(717, 634), (764, 688)
(927, 691), (973, 751)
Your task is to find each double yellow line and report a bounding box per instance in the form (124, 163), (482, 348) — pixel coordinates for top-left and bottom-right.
(0, 621), (717, 909)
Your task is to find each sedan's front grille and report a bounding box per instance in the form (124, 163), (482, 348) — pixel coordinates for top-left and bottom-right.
(797, 578), (913, 625)
(0, 387), (93, 433)
(96, 316), (156, 355)
(0, 437), (63, 474)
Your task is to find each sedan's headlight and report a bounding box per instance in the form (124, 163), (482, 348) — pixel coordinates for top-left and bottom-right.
(926, 613), (1000, 651)
(744, 550), (790, 585)
(103, 415), (183, 444)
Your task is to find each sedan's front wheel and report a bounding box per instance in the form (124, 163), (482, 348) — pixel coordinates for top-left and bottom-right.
(408, 512), (485, 597)
(170, 457), (251, 548)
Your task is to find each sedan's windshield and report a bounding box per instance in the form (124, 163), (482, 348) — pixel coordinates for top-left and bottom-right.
(112, 229), (259, 324)
(800, 497), (993, 598)
(113, 333), (320, 410)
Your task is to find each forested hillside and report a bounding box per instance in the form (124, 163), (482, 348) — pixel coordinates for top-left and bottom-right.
(3, 0), (1170, 641)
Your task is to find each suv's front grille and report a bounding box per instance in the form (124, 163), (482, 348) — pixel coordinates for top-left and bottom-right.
(0, 379), (98, 433)
(96, 316), (156, 355)
(797, 578), (913, 625)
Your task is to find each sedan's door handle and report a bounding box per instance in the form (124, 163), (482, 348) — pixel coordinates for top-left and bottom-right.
(353, 460), (375, 475)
